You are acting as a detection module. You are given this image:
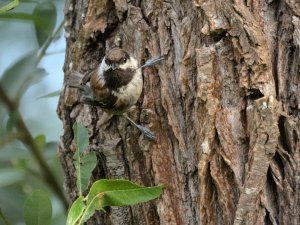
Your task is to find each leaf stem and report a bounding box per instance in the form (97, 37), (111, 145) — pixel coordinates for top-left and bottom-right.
(0, 84), (68, 211)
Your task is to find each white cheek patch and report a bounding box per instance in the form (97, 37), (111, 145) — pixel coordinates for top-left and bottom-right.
(119, 57), (138, 70)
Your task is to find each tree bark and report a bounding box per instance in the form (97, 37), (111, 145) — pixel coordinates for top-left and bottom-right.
(58, 0), (300, 224)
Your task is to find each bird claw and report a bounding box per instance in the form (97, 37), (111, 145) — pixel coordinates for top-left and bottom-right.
(136, 124), (156, 141)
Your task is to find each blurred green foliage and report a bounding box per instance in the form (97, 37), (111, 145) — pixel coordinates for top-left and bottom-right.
(0, 0), (66, 224)
(23, 190), (52, 225)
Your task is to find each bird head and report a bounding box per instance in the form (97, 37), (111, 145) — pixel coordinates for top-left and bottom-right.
(103, 48), (132, 71)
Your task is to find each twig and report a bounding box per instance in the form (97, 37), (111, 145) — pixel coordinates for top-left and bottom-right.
(37, 21), (64, 64)
(0, 208), (12, 225)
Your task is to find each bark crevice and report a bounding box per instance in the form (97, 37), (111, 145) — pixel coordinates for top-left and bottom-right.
(58, 1), (300, 224)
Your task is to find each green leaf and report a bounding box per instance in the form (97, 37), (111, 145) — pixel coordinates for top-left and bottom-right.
(16, 67), (48, 100)
(80, 152), (97, 192)
(73, 122), (89, 157)
(0, 51), (38, 100)
(66, 196), (85, 225)
(88, 180), (164, 207)
(73, 122), (96, 194)
(23, 190), (52, 225)
(32, 1), (57, 46)
(67, 179), (164, 225)
(102, 184), (164, 206)
(34, 134), (46, 150)
(38, 89), (61, 99)
(0, 0), (19, 14)
(80, 180), (164, 224)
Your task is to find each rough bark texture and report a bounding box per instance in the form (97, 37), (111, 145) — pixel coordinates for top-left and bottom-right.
(58, 0), (300, 224)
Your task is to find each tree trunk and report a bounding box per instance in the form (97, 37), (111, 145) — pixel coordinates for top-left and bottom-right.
(58, 0), (300, 224)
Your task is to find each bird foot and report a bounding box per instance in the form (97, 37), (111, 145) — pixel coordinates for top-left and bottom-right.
(123, 115), (156, 141)
(135, 124), (156, 141)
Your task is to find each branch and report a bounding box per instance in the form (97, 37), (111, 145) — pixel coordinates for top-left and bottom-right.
(0, 84), (68, 210)
(0, 208), (12, 225)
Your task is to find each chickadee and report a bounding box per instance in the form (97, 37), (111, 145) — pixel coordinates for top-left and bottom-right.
(69, 48), (164, 140)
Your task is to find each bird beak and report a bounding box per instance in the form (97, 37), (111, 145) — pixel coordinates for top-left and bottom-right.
(111, 64), (117, 70)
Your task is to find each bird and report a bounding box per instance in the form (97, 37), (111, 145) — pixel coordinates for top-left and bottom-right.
(69, 47), (164, 140)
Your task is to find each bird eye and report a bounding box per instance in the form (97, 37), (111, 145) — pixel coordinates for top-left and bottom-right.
(123, 58), (127, 63)
(105, 58), (111, 65)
